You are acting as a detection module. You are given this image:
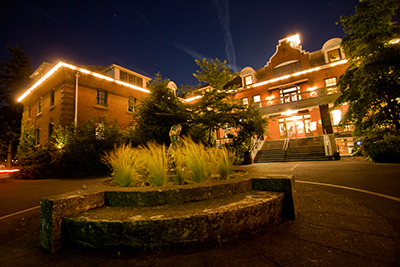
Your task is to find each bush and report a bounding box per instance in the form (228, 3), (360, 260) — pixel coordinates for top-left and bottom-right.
(51, 119), (122, 177)
(13, 148), (54, 180)
(361, 132), (400, 163)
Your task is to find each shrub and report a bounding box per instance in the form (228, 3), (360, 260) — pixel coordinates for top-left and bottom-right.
(361, 132), (400, 163)
(52, 119), (121, 177)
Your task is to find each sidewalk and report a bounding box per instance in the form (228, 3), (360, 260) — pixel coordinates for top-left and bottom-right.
(0, 171), (399, 266)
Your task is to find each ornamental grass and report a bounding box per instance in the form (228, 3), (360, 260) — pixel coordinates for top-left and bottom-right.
(101, 144), (146, 187)
(102, 138), (235, 187)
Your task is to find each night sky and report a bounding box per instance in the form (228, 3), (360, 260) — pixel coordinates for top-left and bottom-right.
(1, 0), (361, 88)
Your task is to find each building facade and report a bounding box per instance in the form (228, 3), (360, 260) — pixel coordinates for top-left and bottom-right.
(233, 34), (354, 155)
(18, 62), (152, 145)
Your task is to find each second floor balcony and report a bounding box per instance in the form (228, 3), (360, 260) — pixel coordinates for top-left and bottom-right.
(257, 87), (340, 115)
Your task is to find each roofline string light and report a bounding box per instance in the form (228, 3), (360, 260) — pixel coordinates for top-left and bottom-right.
(17, 61), (150, 102)
(251, 59), (347, 89)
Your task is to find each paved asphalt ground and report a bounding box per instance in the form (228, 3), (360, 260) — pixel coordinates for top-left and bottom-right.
(0, 157), (399, 266)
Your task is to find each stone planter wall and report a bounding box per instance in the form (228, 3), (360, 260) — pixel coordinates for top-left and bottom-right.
(40, 171), (297, 253)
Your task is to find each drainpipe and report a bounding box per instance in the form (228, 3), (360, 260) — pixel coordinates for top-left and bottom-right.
(74, 72), (80, 125)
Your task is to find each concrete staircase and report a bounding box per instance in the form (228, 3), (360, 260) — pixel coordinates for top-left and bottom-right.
(254, 137), (329, 163)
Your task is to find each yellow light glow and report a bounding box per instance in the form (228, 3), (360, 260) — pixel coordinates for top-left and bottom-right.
(18, 62), (64, 102)
(286, 34), (301, 47)
(282, 109), (297, 116)
(183, 95), (202, 102)
(18, 61), (150, 102)
(307, 86), (317, 91)
(252, 59), (347, 89)
(266, 96), (275, 100)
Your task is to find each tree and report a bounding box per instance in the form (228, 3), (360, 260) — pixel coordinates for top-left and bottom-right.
(0, 45), (32, 168)
(190, 58), (267, 153)
(334, 0), (400, 135)
(190, 58), (245, 145)
(131, 74), (188, 146)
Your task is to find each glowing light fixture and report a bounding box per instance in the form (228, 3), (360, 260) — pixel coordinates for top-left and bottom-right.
(286, 34), (301, 47)
(18, 61), (150, 102)
(307, 86), (317, 91)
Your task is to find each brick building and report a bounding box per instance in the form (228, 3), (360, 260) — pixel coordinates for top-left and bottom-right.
(231, 34), (354, 155)
(18, 62), (152, 145)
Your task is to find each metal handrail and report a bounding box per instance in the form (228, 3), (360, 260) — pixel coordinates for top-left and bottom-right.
(283, 138), (290, 150)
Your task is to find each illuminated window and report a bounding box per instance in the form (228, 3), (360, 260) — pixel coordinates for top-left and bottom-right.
(37, 97), (42, 114)
(243, 98), (248, 105)
(325, 77), (338, 94)
(273, 60), (302, 77)
(331, 109), (342, 125)
(253, 95), (261, 102)
(50, 89), (55, 107)
(96, 90), (108, 107)
(327, 49), (341, 62)
(128, 97), (137, 112)
(280, 86), (301, 103)
(244, 75), (253, 86)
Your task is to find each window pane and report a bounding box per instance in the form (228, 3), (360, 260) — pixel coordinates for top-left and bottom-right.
(253, 95), (261, 102)
(328, 49), (341, 62)
(120, 71), (128, 82)
(97, 90), (107, 106)
(325, 77), (337, 87)
(128, 97), (136, 112)
(244, 75), (253, 86)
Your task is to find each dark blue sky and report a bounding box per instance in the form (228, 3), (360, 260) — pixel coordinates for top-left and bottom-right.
(1, 0), (360, 87)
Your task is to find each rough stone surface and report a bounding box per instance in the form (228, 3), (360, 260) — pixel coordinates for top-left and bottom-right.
(40, 188), (105, 252)
(40, 173), (297, 253)
(105, 178), (253, 206)
(252, 174), (297, 219)
(64, 191), (284, 250)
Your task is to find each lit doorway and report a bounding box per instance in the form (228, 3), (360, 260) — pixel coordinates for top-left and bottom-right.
(279, 114), (313, 139)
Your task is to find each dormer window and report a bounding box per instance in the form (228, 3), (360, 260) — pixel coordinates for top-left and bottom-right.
(327, 49), (341, 62)
(120, 71), (143, 87)
(244, 75), (253, 86)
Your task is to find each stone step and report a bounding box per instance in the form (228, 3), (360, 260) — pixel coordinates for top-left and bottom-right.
(64, 190), (284, 251)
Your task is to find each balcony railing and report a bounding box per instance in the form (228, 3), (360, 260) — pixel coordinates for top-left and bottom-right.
(256, 87), (340, 114)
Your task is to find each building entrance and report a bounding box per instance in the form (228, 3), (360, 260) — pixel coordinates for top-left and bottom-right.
(279, 114), (313, 139)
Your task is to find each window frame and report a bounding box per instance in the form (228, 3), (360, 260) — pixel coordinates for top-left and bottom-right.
(127, 97), (137, 113)
(37, 97), (42, 115)
(50, 89), (55, 108)
(96, 90), (108, 107)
